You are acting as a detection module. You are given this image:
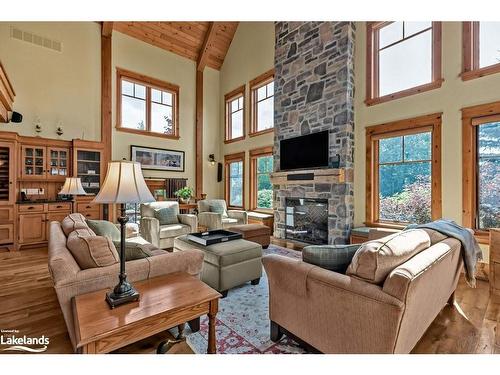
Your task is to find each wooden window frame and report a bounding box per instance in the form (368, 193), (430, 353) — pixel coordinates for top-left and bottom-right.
(224, 152), (246, 210)
(365, 22), (443, 106)
(365, 113), (442, 229)
(462, 22), (500, 81)
(249, 146), (274, 213)
(224, 85), (246, 144)
(249, 69), (275, 137)
(462, 101), (500, 244)
(116, 67), (180, 140)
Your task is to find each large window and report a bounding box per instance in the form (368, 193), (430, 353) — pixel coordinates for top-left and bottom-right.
(462, 102), (500, 243)
(250, 69), (274, 136)
(462, 22), (500, 80)
(365, 22), (442, 105)
(116, 68), (179, 139)
(224, 152), (245, 208)
(224, 85), (245, 143)
(250, 147), (273, 211)
(366, 113), (442, 227)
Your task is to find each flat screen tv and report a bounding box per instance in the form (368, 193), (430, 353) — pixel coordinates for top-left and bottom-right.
(280, 131), (329, 171)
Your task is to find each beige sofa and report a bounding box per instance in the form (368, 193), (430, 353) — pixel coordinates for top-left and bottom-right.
(197, 199), (247, 230)
(263, 228), (463, 353)
(48, 215), (204, 352)
(139, 201), (198, 249)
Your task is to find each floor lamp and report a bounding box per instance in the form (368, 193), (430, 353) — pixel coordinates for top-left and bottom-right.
(93, 160), (155, 308)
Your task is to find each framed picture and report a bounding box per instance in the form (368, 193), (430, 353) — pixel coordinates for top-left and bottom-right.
(131, 145), (185, 172)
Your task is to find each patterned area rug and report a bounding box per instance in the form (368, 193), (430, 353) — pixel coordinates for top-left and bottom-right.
(175, 245), (307, 354)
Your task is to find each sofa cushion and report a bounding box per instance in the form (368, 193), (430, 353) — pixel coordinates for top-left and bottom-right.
(154, 206), (179, 225)
(61, 213), (92, 237)
(209, 200), (228, 218)
(303, 244), (361, 273)
(159, 224), (191, 239)
(346, 229), (431, 284)
(86, 219), (121, 241)
(67, 231), (119, 269)
(112, 240), (154, 261)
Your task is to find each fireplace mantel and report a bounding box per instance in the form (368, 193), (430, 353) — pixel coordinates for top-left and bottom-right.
(270, 168), (349, 185)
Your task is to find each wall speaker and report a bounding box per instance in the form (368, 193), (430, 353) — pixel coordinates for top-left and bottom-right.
(10, 111), (23, 123)
(217, 162), (223, 182)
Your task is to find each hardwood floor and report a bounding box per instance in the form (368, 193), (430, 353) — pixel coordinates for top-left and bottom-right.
(0, 247), (499, 354)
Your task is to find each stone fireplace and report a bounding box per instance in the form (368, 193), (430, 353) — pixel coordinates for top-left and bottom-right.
(285, 198), (329, 245)
(272, 22), (355, 245)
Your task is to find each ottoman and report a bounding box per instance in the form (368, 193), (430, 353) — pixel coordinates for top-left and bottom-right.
(227, 224), (271, 249)
(173, 235), (263, 297)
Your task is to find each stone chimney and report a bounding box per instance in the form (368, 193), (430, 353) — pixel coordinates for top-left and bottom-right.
(273, 22), (355, 244)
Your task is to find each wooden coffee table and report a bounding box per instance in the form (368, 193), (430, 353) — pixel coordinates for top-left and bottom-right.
(72, 272), (221, 354)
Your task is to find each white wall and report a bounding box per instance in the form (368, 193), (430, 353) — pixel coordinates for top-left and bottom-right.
(354, 21), (500, 259)
(219, 22), (276, 206)
(0, 22), (101, 140)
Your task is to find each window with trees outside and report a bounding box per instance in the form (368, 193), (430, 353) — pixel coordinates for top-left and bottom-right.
(224, 85), (245, 143)
(117, 68), (179, 139)
(462, 22), (500, 80)
(225, 153), (245, 208)
(462, 101), (500, 243)
(250, 147), (273, 211)
(366, 113), (442, 227)
(250, 69), (274, 136)
(365, 22), (442, 105)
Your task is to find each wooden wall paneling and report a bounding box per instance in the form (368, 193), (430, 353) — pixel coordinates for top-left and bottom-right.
(195, 70), (204, 198)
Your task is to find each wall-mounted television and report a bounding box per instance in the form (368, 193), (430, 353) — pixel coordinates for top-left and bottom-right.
(280, 130), (329, 171)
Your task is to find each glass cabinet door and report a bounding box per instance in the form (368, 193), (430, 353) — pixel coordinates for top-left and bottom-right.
(47, 147), (69, 180)
(76, 149), (102, 195)
(22, 146), (46, 179)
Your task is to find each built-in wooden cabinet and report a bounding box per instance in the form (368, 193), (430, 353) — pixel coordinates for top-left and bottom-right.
(74, 148), (102, 195)
(17, 202), (72, 246)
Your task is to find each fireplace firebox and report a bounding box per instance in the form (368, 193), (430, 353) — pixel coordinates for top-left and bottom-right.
(285, 198), (328, 245)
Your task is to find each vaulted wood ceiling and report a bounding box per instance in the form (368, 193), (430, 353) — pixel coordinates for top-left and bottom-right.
(111, 22), (239, 70)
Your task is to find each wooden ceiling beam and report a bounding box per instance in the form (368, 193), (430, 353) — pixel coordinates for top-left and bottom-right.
(102, 22), (114, 37)
(197, 22), (218, 72)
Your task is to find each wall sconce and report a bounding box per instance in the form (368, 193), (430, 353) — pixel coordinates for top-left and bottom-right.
(208, 154), (216, 166)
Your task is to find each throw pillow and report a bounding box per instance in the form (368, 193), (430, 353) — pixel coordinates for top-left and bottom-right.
(209, 200), (228, 218)
(302, 245), (361, 274)
(86, 219), (121, 242)
(67, 232), (119, 269)
(154, 206), (179, 225)
(112, 240), (154, 261)
(61, 214), (93, 237)
(346, 229), (431, 284)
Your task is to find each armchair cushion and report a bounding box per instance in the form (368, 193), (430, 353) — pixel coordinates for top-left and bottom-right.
(347, 229), (431, 284)
(86, 219), (121, 241)
(222, 218), (239, 225)
(67, 231), (119, 269)
(159, 224), (191, 239)
(208, 200), (228, 218)
(154, 206), (180, 225)
(302, 244), (360, 273)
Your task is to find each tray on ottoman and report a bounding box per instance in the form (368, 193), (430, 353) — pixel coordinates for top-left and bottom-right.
(186, 230), (242, 246)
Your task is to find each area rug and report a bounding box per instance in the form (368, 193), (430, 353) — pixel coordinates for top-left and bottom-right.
(174, 244), (307, 354)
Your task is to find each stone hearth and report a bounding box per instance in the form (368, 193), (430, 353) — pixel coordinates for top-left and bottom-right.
(273, 22), (355, 245)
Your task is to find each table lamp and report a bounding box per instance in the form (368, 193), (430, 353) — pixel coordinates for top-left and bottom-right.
(93, 160), (155, 308)
(58, 177), (87, 209)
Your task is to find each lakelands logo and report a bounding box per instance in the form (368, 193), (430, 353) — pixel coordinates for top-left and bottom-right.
(0, 329), (49, 353)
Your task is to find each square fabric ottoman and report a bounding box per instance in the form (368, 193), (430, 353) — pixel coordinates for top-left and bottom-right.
(173, 235), (263, 297)
(227, 224), (271, 249)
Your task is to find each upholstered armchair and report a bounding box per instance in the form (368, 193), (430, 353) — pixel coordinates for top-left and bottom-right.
(140, 201), (197, 249)
(197, 199), (247, 230)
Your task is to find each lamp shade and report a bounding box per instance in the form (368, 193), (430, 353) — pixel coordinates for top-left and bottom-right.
(93, 160), (155, 204)
(58, 177), (87, 195)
